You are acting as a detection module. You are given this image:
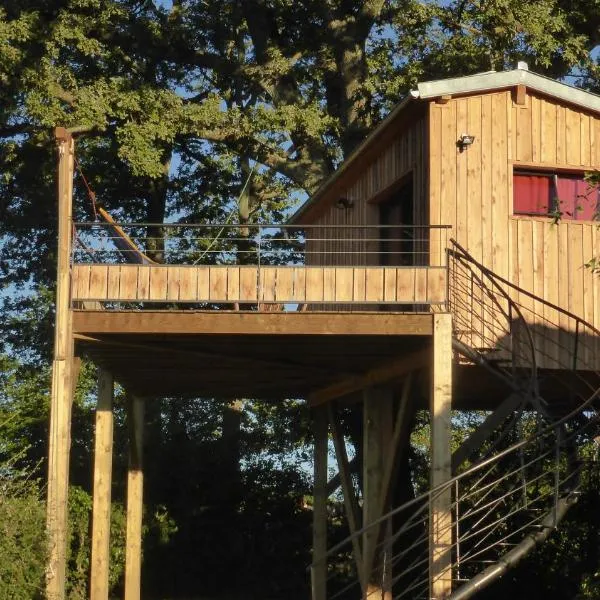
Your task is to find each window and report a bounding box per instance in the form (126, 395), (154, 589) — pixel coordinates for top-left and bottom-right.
(513, 170), (599, 221)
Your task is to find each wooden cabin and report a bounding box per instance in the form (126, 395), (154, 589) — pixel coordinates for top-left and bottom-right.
(46, 66), (600, 600)
(291, 65), (600, 372)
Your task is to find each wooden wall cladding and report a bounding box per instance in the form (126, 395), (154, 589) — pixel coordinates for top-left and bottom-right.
(429, 90), (600, 342)
(71, 265), (447, 306)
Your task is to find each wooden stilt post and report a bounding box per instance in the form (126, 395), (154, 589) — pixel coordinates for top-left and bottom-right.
(125, 396), (145, 600)
(430, 314), (453, 599)
(312, 405), (328, 600)
(90, 369), (115, 600)
(363, 386), (393, 600)
(46, 128), (75, 600)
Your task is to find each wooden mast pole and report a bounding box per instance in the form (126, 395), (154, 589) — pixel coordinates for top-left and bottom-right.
(312, 406), (328, 600)
(46, 127), (76, 600)
(124, 395), (145, 600)
(90, 369), (115, 600)
(429, 313), (453, 599)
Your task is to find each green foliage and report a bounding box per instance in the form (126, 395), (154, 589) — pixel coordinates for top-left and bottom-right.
(0, 415), (47, 600)
(66, 486), (128, 599)
(0, 479), (47, 599)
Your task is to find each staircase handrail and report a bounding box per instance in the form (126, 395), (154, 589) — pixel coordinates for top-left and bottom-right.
(448, 238), (600, 339)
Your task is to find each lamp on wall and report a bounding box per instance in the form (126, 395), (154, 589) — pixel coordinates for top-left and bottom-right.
(457, 133), (476, 152)
(334, 197), (354, 210)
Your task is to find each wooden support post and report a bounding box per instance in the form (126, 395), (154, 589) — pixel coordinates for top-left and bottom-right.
(363, 386), (393, 600)
(430, 314), (453, 600)
(125, 396), (145, 600)
(90, 369), (114, 600)
(328, 403), (365, 592)
(312, 406), (328, 600)
(46, 128), (75, 600)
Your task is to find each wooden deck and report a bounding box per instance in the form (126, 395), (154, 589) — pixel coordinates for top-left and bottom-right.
(73, 310), (436, 399)
(71, 264), (447, 306)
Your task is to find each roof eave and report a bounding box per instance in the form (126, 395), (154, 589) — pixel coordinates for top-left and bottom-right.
(288, 92), (419, 224)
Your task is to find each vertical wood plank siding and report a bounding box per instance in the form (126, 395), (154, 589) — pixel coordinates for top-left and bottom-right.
(429, 90), (600, 368)
(72, 265), (447, 306)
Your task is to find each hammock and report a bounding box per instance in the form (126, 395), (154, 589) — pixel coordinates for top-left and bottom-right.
(97, 207), (156, 265)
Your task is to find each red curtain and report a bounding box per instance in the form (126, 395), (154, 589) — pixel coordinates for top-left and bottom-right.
(514, 172), (599, 220)
(556, 176), (598, 220)
(513, 173), (552, 215)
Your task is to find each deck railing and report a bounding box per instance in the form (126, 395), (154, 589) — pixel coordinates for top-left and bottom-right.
(70, 223), (450, 309)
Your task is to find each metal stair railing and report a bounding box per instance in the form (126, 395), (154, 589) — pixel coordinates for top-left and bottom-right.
(310, 240), (600, 600)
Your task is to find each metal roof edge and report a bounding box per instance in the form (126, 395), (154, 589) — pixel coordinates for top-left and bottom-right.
(417, 68), (600, 114)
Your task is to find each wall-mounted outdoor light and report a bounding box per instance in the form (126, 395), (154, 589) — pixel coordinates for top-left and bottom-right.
(457, 133), (476, 152)
(335, 197), (354, 210)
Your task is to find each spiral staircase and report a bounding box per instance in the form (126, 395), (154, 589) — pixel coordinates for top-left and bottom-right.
(313, 240), (600, 600)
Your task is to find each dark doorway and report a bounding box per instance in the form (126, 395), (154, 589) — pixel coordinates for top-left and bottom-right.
(379, 177), (414, 266)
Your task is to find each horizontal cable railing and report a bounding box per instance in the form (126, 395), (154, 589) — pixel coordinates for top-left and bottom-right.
(72, 222), (450, 267)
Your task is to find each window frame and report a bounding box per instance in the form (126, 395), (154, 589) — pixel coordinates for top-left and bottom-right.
(512, 167), (599, 222)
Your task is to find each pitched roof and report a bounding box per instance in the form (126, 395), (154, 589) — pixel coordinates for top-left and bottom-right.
(290, 66), (600, 223)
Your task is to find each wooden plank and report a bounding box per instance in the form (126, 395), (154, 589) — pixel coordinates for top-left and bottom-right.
(226, 266), (240, 302)
(107, 266), (121, 300)
(73, 310), (436, 336)
(566, 107), (581, 165)
(541, 99), (557, 164)
(119, 266), (139, 301)
(427, 268), (447, 304)
(125, 396), (144, 600)
(516, 93), (532, 162)
(305, 267), (324, 302)
(480, 94), (493, 277)
(322, 267), (336, 302)
(72, 265), (88, 301)
(166, 266), (181, 301)
(178, 267), (198, 302)
(149, 266), (167, 301)
(239, 267), (258, 302)
(197, 267), (209, 301)
(414, 268), (428, 304)
(581, 113), (591, 166)
(136, 266), (150, 301)
(258, 267), (275, 303)
(557, 225), (571, 367)
(569, 223), (584, 319)
(531, 95), (541, 162)
(491, 93), (509, 278)
(556, 104), (566, 165)
(47, 130), (75, 600)
(430, 314), (453, 600)
(335, 268), (354, 302)
(543, 223), (560, 367)
(312, 406), (328, 600)
(456, 98), (469, 249)
(276, 267), (293, 302)
(365, 268), (384, 302)
(209, 267), (228, 301)
(582, 224), (595, 367)
(352, 267), (366, 303)
(383, 268), (397, 303)
(89, 266), (109, 300)
(90, 369), (114, 600)
(440, 101), (457, 248)
(396, 268), (415, 304)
